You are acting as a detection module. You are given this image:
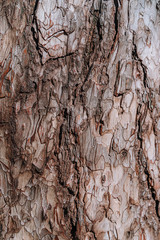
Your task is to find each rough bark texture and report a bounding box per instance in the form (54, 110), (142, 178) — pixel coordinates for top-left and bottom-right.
(0, 0), (160, 239)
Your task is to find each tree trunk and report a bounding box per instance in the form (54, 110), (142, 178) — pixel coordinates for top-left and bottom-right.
(0, 0), (160, 239)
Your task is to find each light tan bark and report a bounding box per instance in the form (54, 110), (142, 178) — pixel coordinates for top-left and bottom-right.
(0, 0), (160, 239)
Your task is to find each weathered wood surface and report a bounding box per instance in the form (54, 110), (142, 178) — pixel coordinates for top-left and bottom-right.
(0, 0), (160, 239)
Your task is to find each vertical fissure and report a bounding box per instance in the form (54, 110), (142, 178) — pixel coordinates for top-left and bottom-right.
(31, 0), (43, 63)
(133, 33), (160, 221)
(113, 0), (119, 36)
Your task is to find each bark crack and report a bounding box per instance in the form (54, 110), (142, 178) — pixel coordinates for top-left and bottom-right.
(31, 0), (43, 64)
(132, 32), (148, 88)
(107, 0), (119, 59)
(113, 0), (119, 37)
(133, 33), (160, 221)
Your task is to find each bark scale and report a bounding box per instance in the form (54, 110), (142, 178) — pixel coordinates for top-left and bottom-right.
(0, 0), (160, 239)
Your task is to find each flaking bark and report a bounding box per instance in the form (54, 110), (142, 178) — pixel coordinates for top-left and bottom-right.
(0, 0), (160, 239)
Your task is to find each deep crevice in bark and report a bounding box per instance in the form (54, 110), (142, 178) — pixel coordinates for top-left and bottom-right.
(132, 33), (148, 88)
(113, 0), (119, 36)
(31, 0), (43, 64)
(59, 124), (63, 148)
(97, 0), (103, 41)
(114, 60), (123, 97)
(144, 166), (160, 221)
(133, 23), (160, 220)
(108, 0), (119, 59)
(136, 71), (160, 222)
(71, 216), (79, 240)
(138, 142), (160, 221)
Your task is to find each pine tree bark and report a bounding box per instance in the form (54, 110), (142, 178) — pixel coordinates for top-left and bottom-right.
(0, 0), (160, 239)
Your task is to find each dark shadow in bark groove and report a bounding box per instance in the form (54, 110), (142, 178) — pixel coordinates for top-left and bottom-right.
(137, 108), (160, 221)
(31, 0), (43, 63)
(114, 0), (119, 35)
(70, 216), (79, 240)
(132, 33), (148, 88)
(134, 26), (160, 221)
(144, 166), (160, 221)
(59, 124), (63, 148)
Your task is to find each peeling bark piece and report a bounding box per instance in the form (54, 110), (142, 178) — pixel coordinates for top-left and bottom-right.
(34, 0), (91, 63)
(17, 171), (32, 191)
